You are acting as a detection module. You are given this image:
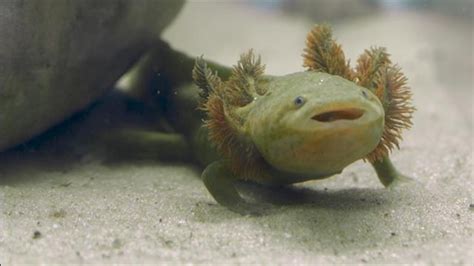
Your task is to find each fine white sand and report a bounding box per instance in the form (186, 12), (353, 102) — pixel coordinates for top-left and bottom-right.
(0, 2), (472, 264)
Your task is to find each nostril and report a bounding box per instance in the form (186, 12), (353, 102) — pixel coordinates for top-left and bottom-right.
(312, 108), (365, 122)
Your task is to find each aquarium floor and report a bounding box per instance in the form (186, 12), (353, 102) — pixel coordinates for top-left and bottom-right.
(1, 3), (472, 264)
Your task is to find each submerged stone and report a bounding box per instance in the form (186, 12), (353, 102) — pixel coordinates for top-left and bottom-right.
(0, 0), (184, 151)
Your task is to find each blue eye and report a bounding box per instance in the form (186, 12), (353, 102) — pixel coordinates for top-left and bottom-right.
(294, 96), (305, 107)
(362, 90), (368, 99)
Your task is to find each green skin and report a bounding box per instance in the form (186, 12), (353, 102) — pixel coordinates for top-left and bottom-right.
(117, 41), (408, 214)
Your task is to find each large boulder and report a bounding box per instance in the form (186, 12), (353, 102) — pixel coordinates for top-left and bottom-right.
(0, 0), (184, 151)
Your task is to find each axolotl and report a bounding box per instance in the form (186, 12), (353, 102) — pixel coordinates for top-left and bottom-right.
(115, 24), (414, 214)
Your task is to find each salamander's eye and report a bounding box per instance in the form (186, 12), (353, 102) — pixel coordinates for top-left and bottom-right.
(362, 90), (368, 99)
(294, 96), (306, 107)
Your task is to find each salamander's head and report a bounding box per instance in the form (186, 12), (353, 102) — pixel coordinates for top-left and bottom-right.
(245, 72), (384, 176)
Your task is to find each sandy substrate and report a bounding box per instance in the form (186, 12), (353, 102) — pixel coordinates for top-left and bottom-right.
(0, 2), (472, 264)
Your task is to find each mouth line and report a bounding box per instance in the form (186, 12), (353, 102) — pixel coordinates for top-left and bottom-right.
(311, 108), (365, 122)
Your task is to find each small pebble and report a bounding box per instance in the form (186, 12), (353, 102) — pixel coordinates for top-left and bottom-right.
(112, 238), (122, 249)
(50, 209), (67, 218)
(33, 231), (42, 239)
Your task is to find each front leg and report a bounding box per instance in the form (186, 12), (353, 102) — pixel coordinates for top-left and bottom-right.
(371, 156), (411, 187)
(202, 160), (264, 215)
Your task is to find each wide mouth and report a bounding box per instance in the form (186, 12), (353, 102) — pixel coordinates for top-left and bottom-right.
(311, 108), (365, 122)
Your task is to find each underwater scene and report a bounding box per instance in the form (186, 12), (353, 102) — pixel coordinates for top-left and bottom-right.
(0, 0), (472, 264)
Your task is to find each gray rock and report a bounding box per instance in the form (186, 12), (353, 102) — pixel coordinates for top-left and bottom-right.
(0, 0), (184, 151)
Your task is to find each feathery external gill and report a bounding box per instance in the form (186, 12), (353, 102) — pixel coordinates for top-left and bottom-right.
(192, 50), (267, 179)
(302, 24), (353, 80)
(192, 56), (223, 108)
(365, 64), (415, 162)
(354, 47), (392, 89)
